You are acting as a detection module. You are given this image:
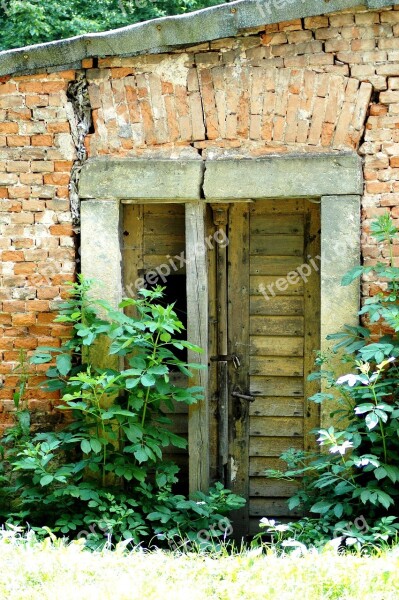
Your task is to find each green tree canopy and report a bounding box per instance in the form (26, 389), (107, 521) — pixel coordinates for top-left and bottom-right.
(0, 0), (223, 51)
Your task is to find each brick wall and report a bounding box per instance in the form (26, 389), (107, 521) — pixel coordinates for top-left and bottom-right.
(2, 4), (399, 427)
(0, 70), (76, 433)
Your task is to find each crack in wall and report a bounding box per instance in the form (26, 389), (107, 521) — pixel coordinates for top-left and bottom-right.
(66, 72), (92, 227)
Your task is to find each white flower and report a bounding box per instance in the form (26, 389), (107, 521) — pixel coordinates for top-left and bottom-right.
(329, 441), (353, 455)
(260, 518), (275, 527)
(336, 374), (359, 387)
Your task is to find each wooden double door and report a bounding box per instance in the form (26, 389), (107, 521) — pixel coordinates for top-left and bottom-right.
(123, 199), (321, 536)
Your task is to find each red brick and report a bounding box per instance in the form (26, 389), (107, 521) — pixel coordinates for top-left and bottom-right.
(49, 224), (73, 236)
(43, 173), (70, 185)
(31, 134), (53, 146)
(47, 122), (70, 133)
(6, 135), (30, 147)
(12, 313), (36, 326)
(0, 122), (18, 134)
(54, 160), (73, 172)
(2, 251), (24, 262)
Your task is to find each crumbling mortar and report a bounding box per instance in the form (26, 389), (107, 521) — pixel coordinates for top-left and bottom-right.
(66, 71), (92, 227)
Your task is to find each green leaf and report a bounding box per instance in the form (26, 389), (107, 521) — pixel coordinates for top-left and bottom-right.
(56, 353), (72, 376)
(354, 403), (374, 415)
(124, 424), (143, 443)
(310, 500), (332, 514)
(365, 412), (379, 430)
(81, 439), (91, 454)
(128, 357), (146, 370)
(374, 466), (387, 480)
(134, 447), (149, 463)
(126, 377), (140, 389)
(90, 438), (102, 454)
(40, 474), (54, 486)
(141, 373), (156, 387)
(376, 490), (394, 510)
(341, 266), (365, 286)
(147, 365), (168, 375)
(333, 503), (344, 518)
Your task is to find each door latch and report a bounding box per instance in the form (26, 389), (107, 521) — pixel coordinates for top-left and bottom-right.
(231, 390), (256, 403)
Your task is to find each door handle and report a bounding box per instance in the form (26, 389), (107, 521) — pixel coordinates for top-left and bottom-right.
(231, 391), (256, 403)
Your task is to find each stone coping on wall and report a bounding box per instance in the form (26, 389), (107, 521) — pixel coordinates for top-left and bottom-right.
(78, 153), (363, 200)
(0, 0), (395, 77)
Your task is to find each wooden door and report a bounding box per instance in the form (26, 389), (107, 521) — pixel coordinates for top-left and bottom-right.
(211, 199), (320, 538)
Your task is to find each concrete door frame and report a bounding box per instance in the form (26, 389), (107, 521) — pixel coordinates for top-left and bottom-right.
(79, 152), (362, 493)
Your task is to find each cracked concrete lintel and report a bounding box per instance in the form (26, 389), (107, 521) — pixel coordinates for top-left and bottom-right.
(0, 0), (395, 77)
(78, 153), (362, 200)
(79, 157), (204, 200)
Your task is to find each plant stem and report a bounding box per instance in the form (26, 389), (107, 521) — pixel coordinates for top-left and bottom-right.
(371, 383), (388, 463)
(141, 331), (161, 428)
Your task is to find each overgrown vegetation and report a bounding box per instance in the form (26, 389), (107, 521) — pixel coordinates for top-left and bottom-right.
(0, 281), (244, 548)
(263, 214), (399, 550)
(0, 0), (223, 50)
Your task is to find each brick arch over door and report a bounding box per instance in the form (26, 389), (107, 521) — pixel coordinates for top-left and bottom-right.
(87, 63), (372, 157)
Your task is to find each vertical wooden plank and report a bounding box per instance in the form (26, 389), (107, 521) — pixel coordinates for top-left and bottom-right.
(303, 201), (321, 452)
(227, 203), (250, 540)
(186, 202), (210, 493)
(212, 204), (230, 483)
(206, 205), (219, 483)
(122, 204), (143, 317)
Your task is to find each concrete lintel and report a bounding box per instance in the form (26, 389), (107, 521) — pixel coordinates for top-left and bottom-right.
(79, 158), (204, 200)
(203, 153), (363, 199)
(320, 194), (361, 428)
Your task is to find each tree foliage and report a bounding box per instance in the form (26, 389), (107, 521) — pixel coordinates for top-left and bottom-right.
(0, 0), (223, 51)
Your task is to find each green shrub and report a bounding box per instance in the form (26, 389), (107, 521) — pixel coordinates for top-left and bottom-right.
(0, 279), (245, 548)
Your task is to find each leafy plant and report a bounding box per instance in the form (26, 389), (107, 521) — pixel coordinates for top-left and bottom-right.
(263, 214), (399, 549)
(0, 279), (245, 548)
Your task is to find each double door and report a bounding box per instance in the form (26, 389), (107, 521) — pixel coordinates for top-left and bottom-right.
(123, 199), (320, 536)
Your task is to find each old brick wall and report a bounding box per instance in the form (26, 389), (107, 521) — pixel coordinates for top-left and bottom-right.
(1, 4), (399, 428)
(0, 70), (76, 433)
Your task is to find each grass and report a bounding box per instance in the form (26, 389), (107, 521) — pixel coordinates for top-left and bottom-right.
(0, 535), (399, 600)
(1, 532), (399, 599)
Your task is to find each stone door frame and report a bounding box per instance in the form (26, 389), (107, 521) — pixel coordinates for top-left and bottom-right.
(79, 152), (362, 493)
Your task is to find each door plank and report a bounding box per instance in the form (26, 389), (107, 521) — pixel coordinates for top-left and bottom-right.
(186, 202), (209, 493)
(250, 316), (304, 336)
(250, 396), (304, 417)
(250, 296), (304, 316)
(250, 357), (304, 377)
(227, 203), (250, 539)
(250, 478), (299, 497)
(250, 376), (304, 397)
(250, 456), (298, 475)
(144, 237), (185, 256)
(250, 235), (304, 256)
(250, 336), (303, 357)
(250, 275), (304, 296)
(249, 416), (304, 437)
(303, 202), (321, 453)
(249, 199), (306, 214)
(250, 255), (303, 275)
(144, 215), (185, 235)
(250, 436), (303, 457)
(250, 215), (305, 235)
(249, 497), (301, 517)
